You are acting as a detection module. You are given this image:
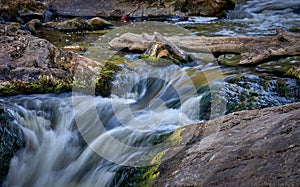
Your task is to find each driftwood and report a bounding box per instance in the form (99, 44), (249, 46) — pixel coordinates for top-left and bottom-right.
(109, 29), (300, 65)
(141, 32), (192, 65)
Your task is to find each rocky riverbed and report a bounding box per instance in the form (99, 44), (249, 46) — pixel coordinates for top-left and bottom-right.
(0, 0), (300, 186)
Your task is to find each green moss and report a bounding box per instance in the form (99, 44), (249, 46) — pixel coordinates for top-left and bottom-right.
(218, 54), (242, 67)
(95, 63), (120, 96)
(167, 126), (184, 145)
(113, 126), (185, 186)
(276, 79), (290, 97)
(0, 77), (72, 97)
(113, 151), (165, 187)
(285, 67), (300, 80)
(139, 151), (165, 187)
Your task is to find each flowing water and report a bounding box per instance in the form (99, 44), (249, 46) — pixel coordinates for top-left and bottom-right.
(178, 0), (300, 36)
(2, 0), (300, 186)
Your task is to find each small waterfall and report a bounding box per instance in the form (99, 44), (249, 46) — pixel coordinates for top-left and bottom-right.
(2, 63), (208, 187)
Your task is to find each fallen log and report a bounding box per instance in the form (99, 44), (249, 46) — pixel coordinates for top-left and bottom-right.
(109, 29), (300, 65)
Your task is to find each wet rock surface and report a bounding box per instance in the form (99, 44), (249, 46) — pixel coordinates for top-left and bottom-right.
(0, 108), (25, 183)
(153, 102), (300, 186)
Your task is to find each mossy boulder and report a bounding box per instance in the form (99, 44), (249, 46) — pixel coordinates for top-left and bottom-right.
(88, 17), (113, 30)
(0, 24), (119, 97)
(49, 17), (112, 32)
(56, 18), (91, 32)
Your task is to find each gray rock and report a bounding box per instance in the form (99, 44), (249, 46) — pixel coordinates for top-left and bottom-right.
(153, 102), (300, 186)
(0, 108), (25, 183)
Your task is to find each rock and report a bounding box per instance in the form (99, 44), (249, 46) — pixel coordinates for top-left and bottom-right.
(23, 19), (42, 34)
(41, 0), (235, 18)
(87, 17), (112, 30)
(56, 18), (90, 32)
(226, 74), (300, 111)
(0, 24), (120, 97)
(0, 0), (46, 23)
(174, 0), (236, 17)
(48, 17), (112, 32)
(197, 73), (300, 120)
(0, 108), (25, 183)
(152, 102), (300, 186)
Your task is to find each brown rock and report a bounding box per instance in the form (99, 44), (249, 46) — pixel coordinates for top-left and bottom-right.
(175, 0), (235, 16)
(0, 24), (119, 96)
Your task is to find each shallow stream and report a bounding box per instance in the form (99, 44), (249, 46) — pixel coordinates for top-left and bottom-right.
(2, 0), (300, 186)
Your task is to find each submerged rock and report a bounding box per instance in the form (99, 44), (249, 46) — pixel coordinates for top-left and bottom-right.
(152, 102), (300, 186)
(0, 108), (25, 183)
(0, 24), (119, 97)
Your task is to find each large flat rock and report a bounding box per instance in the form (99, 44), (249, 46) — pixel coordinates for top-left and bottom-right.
(153, 102), (300, 186)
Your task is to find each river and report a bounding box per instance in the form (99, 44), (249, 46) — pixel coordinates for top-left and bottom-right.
(2, 0), (300, 186)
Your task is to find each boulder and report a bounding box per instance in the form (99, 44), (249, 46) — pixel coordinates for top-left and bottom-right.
(0, 24), (120, 97)
(152, 102), (300, 186)
(174, 0), (236, 17)
(55, 18), (91, 32)
(46, 17), (112, 32)
(0, 0), (46, 23)
(88, 17), (112, 30)
(23, 19), (42, 34)
(0, 108), (25, 183)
